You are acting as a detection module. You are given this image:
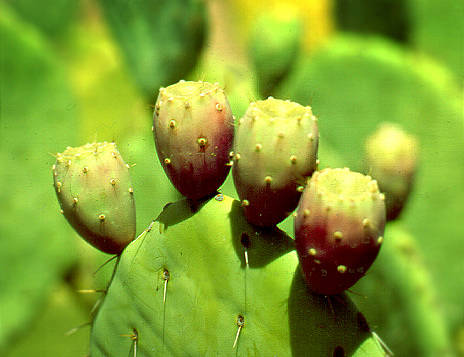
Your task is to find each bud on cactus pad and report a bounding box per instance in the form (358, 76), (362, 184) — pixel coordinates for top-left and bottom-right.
(365, 123), (419, 221)
(295, 168), (386, 295)
(232, 97), (319, 226)
(153, 80), (234, 200)
(52, 142), (136, 254)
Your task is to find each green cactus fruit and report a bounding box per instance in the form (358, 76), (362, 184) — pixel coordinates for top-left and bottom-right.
(295, 168), (386, 295)
(97, 0), (206, 97)
(153, 80), (234, 200)
(364, 123), (419, 221)
(249, 12), (303, 97)
(232, 97), (319, 227)
(90, 195), (386, 356)
(53, 142), (136, 254)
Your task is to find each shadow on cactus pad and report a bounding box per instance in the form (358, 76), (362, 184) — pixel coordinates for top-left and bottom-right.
(90, 195), (386, 356)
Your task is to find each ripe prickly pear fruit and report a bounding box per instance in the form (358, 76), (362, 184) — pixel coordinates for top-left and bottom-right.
(52, 142), (136, 254)
(232, 97), (319, 226)
(364, 123), (419, 220)
(295, 168), (386, 295)
(153, 80), (234, 200)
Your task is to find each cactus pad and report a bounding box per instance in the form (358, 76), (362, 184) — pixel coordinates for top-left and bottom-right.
(53, 142), (136, 254)
(153, 80), (234, 200)
(364, 123), (419, 220)
(295, 168), (386, 295)
(90, 195), (386, 356)
(232, 98), (319, 226)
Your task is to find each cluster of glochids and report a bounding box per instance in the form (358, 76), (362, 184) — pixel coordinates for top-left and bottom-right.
(53, 79), (386, 295)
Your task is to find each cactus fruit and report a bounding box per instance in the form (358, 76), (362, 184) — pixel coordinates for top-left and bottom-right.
(153, 80), (234, 200)
(295, 168), (386, 295)
(364, 123), (419, 220)
(232, 97), (319, 227)
(90, 195), (385, 356)
(52, 142), (136, 254)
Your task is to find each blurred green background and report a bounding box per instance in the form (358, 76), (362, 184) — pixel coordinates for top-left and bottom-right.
(0, 0), (462, 355)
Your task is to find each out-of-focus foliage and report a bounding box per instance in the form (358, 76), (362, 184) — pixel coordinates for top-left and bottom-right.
(353, 223), (452, 357)
(5, 0), (79, 39)
(97, 0), (207, 98)
(0, 4), (79, 352)
(409, 0), (464, 83)
(249, 12), (303, 97)
(278, 35), (464, 328)
(334, 0), (411, 42)
(6, 284), (91, 357)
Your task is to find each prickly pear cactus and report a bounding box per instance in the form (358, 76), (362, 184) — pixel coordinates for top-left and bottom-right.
(90, 195), (386, 356)
(249, 12), (303, 97)
(53, 142), (136, 254)
(295, 168), (386, 295)
(97, 0), (206, 97)
(232, 98), (319, 226)
(153, 80), (234, 200)
(364, 123), (419, 220)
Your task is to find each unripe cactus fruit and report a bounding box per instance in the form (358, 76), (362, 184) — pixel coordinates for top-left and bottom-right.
(153, 80), (234, 200)
(295, 168), (386, 295)
(364, 123), (419, 220)
(52, 142), (136, 254)
(232, 97), (319, 226)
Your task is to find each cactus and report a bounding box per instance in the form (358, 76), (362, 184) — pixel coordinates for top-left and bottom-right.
(53, 142), (136, 254)
(364, 123), (419, 220)
(278, 35), (464, 325)
(352, 222), (453, 356)
(97, 0), (207, 97)
(232, 98), (319, 227)
(249, 12), (303, 97)
(295, 168), (386, 295)
(90, 195), (386, 356)
(153, 80), (235, 200)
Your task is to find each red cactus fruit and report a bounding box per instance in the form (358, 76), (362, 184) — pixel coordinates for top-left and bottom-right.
(232, 97), (319, 226)
(153, 80), (234, 200)
(295, 168), (386, 295)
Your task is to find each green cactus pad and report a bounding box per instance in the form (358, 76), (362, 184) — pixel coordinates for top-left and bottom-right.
(364, 123), (419, 220)
(90, 195), (386, 356)
(352, 223), (453, 356)
(53, 142), (136, 254)
(232, 98), (319, 226)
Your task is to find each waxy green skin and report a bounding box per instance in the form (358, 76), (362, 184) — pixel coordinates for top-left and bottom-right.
(233, 98), (319, 227)
(154, 80), (234, 200)
(53, 142), (136, 254)
(295, 168), (386, 295)
(365, 123), (419, 221)
(90, 195), (385, 356)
